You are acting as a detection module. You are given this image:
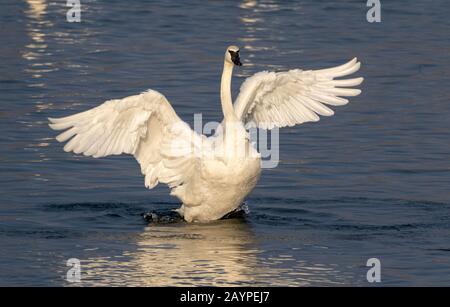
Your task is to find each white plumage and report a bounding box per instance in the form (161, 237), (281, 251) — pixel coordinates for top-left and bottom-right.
(49, 46), (363, 222)
(234, 57), (363, 129)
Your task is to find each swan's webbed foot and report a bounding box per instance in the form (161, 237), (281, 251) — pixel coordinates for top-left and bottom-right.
(142, 210), (183, 224)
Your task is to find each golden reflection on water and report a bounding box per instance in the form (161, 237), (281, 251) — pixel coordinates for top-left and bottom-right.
(237, 0), (281, 77)
(81, 219), (261, 286)
(24, 0), (51, 61)
(133, 219), (261, 286)
(23, 0), (53, 97)
(25, 0), (48, 19)
(23, 0), (53, 168)
(76, 218), (347, 286)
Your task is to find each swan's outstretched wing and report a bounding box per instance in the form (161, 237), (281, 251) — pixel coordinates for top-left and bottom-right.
(234, 58), (363, 129)
(49, 90), (201, 189)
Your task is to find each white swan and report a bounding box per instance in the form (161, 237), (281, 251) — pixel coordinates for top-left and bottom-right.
(49, 46), (363, 222)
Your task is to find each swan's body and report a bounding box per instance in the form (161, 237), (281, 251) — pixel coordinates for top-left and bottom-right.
(49, 46), (363, 222)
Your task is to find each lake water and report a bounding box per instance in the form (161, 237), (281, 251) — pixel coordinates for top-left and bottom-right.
(1, 0), (449, 286)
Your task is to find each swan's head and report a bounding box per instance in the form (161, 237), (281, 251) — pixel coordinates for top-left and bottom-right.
(225, 45), (242, 66)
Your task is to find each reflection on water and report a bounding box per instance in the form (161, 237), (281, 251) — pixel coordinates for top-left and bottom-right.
(82, 219), (259, 286)
(238, 0), (273, 75)
(22, 0), (52, 177)
(25, 0), (47, 19)
(237, 0), (288, 77)
(135, 220), (257, 286)
(24, 0), (50, 69)
(76, 217), (350, 286)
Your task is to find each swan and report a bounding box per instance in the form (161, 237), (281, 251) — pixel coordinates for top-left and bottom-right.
(49, 45), (363, 222)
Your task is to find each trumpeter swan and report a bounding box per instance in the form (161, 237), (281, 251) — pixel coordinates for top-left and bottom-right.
(49, 45), (363, 222)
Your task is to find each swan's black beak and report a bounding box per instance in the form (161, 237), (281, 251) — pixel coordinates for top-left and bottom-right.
(229, 50), (242, 66)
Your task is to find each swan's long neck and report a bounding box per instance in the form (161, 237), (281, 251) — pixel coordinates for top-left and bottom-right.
(221, 61), (237, 122)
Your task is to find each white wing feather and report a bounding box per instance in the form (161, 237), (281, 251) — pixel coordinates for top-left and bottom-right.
(48, 90), (201, 189)
(234, 58), (363, 129)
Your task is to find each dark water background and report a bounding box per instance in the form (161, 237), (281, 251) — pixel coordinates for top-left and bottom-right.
(1, 0), (449, 286)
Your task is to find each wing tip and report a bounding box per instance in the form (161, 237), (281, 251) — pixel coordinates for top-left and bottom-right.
(55, 134), (64, 142)
(48, 122), (61, 131)
(315, 57), (362, 77)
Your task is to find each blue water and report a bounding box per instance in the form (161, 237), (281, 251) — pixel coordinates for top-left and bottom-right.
(1, 0), (450, 286)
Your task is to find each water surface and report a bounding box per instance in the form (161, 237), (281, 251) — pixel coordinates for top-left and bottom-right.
(1, 0), (450, 286)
